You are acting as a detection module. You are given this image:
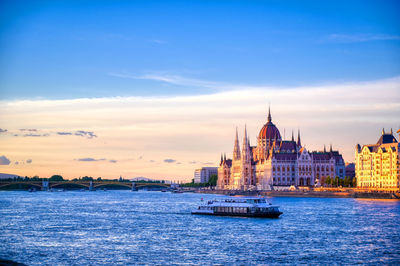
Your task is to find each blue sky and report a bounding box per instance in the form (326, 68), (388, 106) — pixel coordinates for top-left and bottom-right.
(1, 0), (399, 99)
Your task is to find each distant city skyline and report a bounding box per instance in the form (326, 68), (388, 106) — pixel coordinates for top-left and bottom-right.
(0, 0), (399, 180)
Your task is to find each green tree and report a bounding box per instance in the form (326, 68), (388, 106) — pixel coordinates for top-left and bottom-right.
(49, 175), (64, 181)
(325, 177), (331, 187)
(82, 176), (93, 181)
(207, 174), (218, 187)
(335, 177), (339, 187)
(352, 177), (357, 187)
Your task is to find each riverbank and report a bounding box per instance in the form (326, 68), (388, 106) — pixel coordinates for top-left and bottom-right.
(197, 189), (400, 199)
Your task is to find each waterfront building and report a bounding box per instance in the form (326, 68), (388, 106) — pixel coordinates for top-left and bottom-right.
(355, 129), (400, 189)
(217, 107), (345, 190)
(194, 167), (218, 183)
(345, 163), (355, 179)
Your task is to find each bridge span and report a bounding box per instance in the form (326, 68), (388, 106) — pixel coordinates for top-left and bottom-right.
(0, 180), (172, 191)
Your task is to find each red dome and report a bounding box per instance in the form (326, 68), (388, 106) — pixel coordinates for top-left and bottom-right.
(258, 121), (281, 141)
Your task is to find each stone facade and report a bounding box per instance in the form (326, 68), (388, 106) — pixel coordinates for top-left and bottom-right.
(217, 108), (345, 190)
(355, 129), (400, 189)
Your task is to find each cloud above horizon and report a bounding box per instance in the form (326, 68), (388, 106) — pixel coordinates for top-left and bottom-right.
(0, 156), (11, 165)
(75, 158), (116, 163)
(0, 129), (98, 139)
(0, 76), (399, 180)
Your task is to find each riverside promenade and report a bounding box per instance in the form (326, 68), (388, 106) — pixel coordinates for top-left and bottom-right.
(197, 187), (400, 199)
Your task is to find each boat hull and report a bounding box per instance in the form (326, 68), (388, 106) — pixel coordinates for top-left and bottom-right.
(191, 211), (282, 218)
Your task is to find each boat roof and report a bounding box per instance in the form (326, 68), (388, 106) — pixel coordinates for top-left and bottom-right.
(221, 196), (267, 200)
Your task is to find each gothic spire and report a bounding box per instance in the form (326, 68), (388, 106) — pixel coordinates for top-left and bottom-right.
(268, 104), (272, 123)
(324, 144), (326, 153)
(382, 128), (385, 135)
(291, 130), (294, 141)
(330, 143), (332, 152)
(297, 129), (301, 147)
(242, 125), (251, 162)
(233, 127), (241, 160)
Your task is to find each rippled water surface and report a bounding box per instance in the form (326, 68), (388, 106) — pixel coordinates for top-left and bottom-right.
(0, 191), (399, 265)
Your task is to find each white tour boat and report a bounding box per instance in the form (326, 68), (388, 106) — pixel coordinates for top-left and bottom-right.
(191, 196), (283, 218)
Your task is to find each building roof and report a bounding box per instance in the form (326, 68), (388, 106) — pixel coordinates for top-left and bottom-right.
(272, 153), (297, 161)
(376, 133), (398, 145)
(279, 140), (297, 151)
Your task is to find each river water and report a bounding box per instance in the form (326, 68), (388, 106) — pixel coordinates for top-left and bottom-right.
(0, 190), (399, 265)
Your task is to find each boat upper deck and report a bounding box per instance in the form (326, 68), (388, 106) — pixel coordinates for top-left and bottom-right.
(200, 196), (278, 208)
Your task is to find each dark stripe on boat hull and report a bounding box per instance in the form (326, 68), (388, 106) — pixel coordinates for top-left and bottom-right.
(191, 211), (282, 218)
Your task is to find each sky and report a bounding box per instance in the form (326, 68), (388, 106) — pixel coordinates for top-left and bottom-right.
(0, 0), (399, 181)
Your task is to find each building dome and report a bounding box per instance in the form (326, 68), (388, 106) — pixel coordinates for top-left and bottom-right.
(258, 107), (281, 141)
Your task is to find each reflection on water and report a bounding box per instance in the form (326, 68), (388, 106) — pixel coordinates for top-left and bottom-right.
(0, 191), (399, 265)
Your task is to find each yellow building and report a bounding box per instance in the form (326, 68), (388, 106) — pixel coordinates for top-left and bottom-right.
(355, 129), (400, 190)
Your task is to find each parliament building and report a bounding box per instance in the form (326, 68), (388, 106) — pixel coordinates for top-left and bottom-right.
(217, 108), (345, 191)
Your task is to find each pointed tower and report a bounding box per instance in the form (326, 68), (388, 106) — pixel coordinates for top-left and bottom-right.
(382, 128), (385, 135)
(324, 144), (326, 153)
(242, 125), (251, 162)
(268, 104), (272, 123)
(291, 130), (294, 142)
(220, 153), (223, 165)
(297, 129), (301, 147)
(233, 127), (241, 160)
(330, 144), (332, 152)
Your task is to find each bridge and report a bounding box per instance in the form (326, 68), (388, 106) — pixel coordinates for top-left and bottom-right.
(0, 180), (171, 191)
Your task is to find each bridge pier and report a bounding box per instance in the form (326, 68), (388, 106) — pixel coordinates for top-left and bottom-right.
(131, 182), (137, 191)
(89, 181), (94, 191)
(42, 180), (49, 191)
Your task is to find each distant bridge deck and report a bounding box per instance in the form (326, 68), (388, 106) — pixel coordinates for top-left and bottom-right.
(0, 180), (171, 190)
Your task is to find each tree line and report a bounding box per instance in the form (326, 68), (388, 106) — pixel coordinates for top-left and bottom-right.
(180, 174), (218, 188)
(323, 176), (356, 187)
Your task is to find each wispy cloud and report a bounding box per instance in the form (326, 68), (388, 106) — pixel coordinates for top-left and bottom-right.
(74, 130), (97, 139)
(57, 132), (73, 136)
(26, 159), (32, 164)
(109, 72), (227, 89)
(23, 133), (49, 137)
(325, 33), (400, 43)
(164, 159), (176, 163)
(58, 130), (96, 138)
(0, 155), (11, 165)
(2, 129), (97, 139)
(75, 157), (116, 163)
(76, 158), (103, 162)
(19, 128), (37, 132)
